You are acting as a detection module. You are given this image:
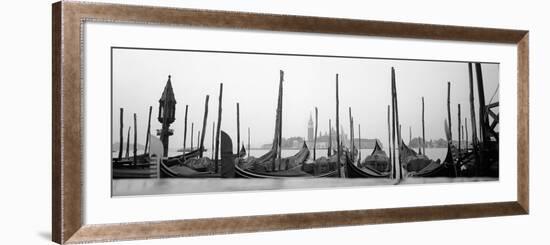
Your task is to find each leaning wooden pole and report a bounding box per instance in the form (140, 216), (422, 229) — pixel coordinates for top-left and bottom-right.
(468, 63), (478, 148)
(387, 105), (393, 178)
(212, 122), (215, 159)
(277, 71), (284, 168)
(475, 62), (488, 145)
(422, 97), (426, 154)
(197, 130), (201, 154)
(314, 107), (318, 160)
(214, 83), (223, 173)
(199, 96), (209, 158)
(125, 126), (131, 159)
(144, 106), (152, 155)
(236, 103), (240, 154)
(133, 113), (137, 164)
(118, 108), (124, 160)
(190, 123), (194, 150)
(335, 74), (342, 177)
(183, 105), (188, 154)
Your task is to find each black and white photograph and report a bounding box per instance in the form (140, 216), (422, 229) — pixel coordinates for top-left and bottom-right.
(111, 47), (499, 196)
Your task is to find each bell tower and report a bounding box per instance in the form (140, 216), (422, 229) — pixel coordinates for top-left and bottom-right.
(307, 113), (314, 142)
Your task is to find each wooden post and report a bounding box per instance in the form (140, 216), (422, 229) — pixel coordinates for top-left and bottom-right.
(133, 113), (137, 164)
(358, 124), (361, 162)
(190, 123), (194, 150)
(348, 107), (353, 161)
(197, 130), (200, 154)
(183, 105), (188, 154)
(475, 62), (488, 144)
(387, 105), (392, 178)
(199, 96), (209, 158)
(144, 106), (152, 155)
(212, 122), (215, 159)
(236, 103), (240, 154)
(335, 74), (341, 177)
(458, 104), (462, 158)
(422, 97), (426, 154)
(409, 126), (412, 146)
(313, 107), (318, 160)
(468, 63), (479, 150)
(328, 119), (332, 157)
(465, 117), (469, 151)
(118, 108), (124, 160)
(277, 71), (284, 169)
(247, 127), (250, 158)
(214, 83), (223, 173)
(447, 82), (452, 144)
(392, 67), (402, 179)
(125, 126), (131, 159)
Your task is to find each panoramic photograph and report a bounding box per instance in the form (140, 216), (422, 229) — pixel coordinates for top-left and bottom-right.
(110, 47), (499, 196)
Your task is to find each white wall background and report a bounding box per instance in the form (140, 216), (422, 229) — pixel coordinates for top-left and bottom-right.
(0, 0), (547, 244)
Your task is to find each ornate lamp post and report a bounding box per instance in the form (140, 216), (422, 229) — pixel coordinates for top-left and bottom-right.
(157, 75), (177, 157)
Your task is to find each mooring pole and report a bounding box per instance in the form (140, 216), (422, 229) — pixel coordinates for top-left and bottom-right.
(475, 62), (488, 145)
(422, 97), (426, 154)
(144, 106), (152, 155)
(328, 119), (332, 157)
(468, 63), (478, 150)
(447, 82), (452, 144)
(133, 113), (137, 164)
(197, 130), (200, 154)
(214, 83), (223, 173)
(314, 107), (318, 160)
(125, 126), (131, 159)
(392, 67), (402, 179)
(465, 117), (469, 151)
(457, 104), (462, 157)
(247, 127), (250, 158)
(199, 95), (209, 158)
(349, 107), (354, 161)
(183, 105), (188, 155)
(277, 71), (284, 170)
(358, 124), (361, 162)
(387, 105), (392, 178)
(236, 103), (240, 154)
(190, 123), (194, 150)
(335, 74), (342, 177)
(211, 122), (215, 159)
(118, 108), (124, 160)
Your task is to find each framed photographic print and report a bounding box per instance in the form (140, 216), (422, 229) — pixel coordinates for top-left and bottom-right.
(52, 1), (529, 244)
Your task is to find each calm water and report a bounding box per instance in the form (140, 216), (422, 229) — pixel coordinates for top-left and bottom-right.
(119, 147), (448, 162)
(245, 147), (448, 162)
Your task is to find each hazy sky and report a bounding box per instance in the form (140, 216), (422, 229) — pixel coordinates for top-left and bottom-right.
(111, 48), (498, 150)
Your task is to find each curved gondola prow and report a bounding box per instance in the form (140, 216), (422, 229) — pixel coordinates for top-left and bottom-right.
(220, 131), (235, 178)
(346, 155), (390, 178)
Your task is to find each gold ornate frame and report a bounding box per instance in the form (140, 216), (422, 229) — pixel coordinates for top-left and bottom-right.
(52, 1), (529, 244)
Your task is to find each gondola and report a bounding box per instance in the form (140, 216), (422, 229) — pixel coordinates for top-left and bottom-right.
(408, 143), (457, 177)
(346, 151), (390, 178)
(362, 141), (391, 173)
(400, 140), (433, 173)
(159, 131), (236, 178)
